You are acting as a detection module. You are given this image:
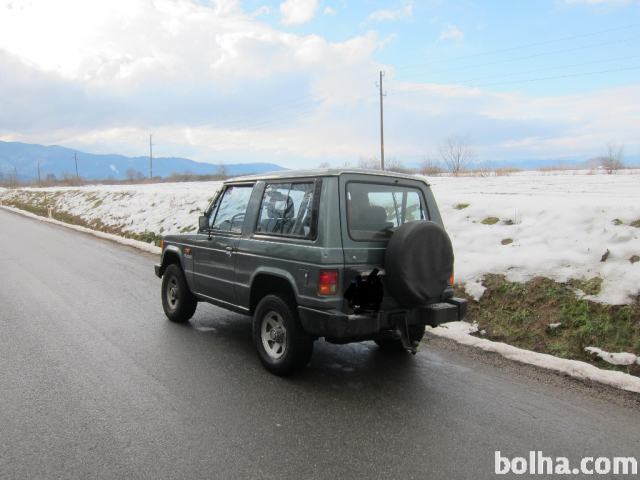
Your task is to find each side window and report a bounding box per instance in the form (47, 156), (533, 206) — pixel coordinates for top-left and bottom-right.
(256, 182), (315, 238)
(210, 185), (253, 233)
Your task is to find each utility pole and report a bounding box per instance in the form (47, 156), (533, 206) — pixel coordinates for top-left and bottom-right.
(378, 70), (385, 170)
(149, 134), (153, 179)
(74, 152), (79, 180)
(37, 160), (41, 186)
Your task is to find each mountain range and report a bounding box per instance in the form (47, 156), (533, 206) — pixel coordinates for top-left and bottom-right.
(0, 141), (284, 181)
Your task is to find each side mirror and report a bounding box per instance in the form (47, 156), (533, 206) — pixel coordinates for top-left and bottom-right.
(198, 215), (209, 232)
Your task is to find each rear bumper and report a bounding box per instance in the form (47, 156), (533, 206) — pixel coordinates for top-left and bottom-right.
(154, 264), (162, 278)
(298, 297), (467, 339)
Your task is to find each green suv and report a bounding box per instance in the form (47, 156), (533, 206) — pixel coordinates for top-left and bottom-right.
(155, 169), (466, 375)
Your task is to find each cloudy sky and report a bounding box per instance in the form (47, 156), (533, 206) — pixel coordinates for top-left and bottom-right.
(0, 0), (639, 167)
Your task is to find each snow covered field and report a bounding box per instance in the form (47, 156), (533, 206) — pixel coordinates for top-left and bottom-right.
(1, 171), (639, 304)
(0, 181), (223, 237)
(431, 172), (640, 305)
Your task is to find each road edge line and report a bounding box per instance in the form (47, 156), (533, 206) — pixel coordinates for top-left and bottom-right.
(427, 321), (640, 394)
(0, 205), (161, 255)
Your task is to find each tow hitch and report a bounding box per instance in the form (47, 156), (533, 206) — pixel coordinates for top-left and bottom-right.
(399, 310), (421, 354)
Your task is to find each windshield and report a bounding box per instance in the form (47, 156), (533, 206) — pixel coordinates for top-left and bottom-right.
(346, 182), (428, 241)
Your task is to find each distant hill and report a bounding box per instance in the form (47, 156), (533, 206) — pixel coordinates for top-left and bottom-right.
(0, 141), (284, 181)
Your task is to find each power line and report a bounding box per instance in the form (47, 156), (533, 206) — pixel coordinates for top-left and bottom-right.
(393, 23), (639, 72)
(395, 34), (639, 77)
(387, 54), (640, 93)
(469, 64), (640, 88)
(453, 53), (640, 85)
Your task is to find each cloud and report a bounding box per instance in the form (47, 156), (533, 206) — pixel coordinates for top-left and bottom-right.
(438, 24), (464, 42)
(323, 6), (335, 15)
(252, 5), (270, 17)
(562, 0), (634, 5)
(279, 0), (318, 25)
(366, 3), (413, 22)
(0, 0), (638, 167)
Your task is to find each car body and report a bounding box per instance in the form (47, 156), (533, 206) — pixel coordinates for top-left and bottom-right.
(155, 169), (467, 374)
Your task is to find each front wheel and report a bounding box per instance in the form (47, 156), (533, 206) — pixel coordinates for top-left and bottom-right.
(252, 295), (313, 376)
(161, 264), (197, 323)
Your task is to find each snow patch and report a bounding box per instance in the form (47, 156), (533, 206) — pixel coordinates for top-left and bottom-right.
(427, 321), (640, 393)
(0, 205), (161, 254)
(429, 172), (640, 304)
(585, 347), (638, 366)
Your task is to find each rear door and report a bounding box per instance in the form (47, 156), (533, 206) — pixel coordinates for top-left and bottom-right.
(193, 184), (254, 307)
(339, 174), (430, 267)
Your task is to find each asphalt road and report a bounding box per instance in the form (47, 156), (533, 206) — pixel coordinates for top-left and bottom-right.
(0, 208), (638, 480)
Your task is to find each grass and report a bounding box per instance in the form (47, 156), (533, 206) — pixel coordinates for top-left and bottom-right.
(481, 216), (500, 225)
(453, 203), (470, 210)
(501, 238), (513, 245)
(459, 274), (640, 376)
(567, 277), (603, 295)
(631, 219), (640, 228)
(2, 194), (162, 246)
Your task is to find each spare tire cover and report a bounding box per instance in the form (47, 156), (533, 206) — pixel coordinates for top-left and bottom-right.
(384, 221), (453, 307)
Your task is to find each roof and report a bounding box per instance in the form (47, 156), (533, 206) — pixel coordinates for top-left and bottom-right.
(228, 168), (429, 184)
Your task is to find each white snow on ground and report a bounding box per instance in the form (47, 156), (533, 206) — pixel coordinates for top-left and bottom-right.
(429, 172), (640, 305)
(428, 322), (640, 394)
(0, 205), (161, 254)
(0, 181), (222, 237)
(1, 171), (639, 304)
(585, 347), (640, 366)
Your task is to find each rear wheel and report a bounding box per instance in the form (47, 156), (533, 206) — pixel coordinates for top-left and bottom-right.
(161, 264), (197, 323)
(374, 325), (425, 353)
(252, 295), (313, 376)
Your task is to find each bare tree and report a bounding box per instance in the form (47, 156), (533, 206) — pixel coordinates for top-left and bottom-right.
(216, 164), (228, 179)
(125, 168), (144, 182)
(357, 156), (380, 170)
(439, 136), (474, 176)
(357, 156), (405, 172)
(420, 156), (443, 176)
(601, 142), (624, 174)
(317, 162), (331, 169)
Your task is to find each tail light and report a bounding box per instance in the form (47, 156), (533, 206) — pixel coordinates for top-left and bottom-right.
(318, 270), (338, 296)
(449, 272), (455, 286)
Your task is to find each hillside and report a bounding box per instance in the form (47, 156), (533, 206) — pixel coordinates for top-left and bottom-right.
(0, 141), (283, 181)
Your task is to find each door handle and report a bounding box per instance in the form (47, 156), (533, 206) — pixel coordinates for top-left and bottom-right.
(225, 246), (234, 256)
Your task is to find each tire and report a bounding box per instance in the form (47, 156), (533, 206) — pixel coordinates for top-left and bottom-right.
(384, 221), (454, 307)
(374, 325), (425, 353)
(161, 264), (197, 323)
(252, 295), (313, 376)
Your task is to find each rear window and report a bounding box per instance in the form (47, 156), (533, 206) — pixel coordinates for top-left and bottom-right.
(346, 182), (427, 241)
